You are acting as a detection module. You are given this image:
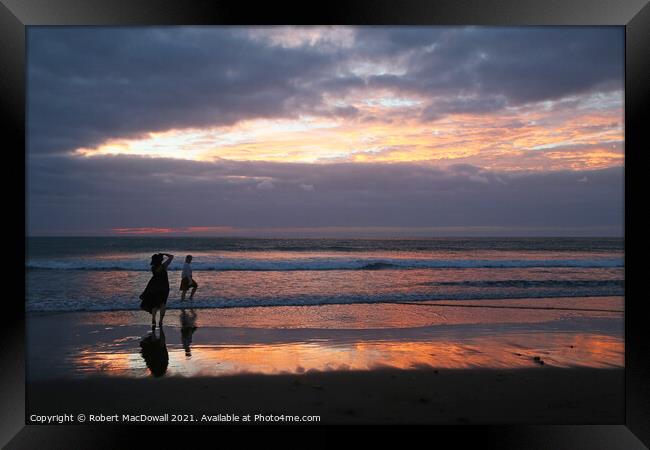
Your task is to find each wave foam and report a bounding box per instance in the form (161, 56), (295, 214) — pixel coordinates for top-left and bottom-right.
(26, 257), (624, 271)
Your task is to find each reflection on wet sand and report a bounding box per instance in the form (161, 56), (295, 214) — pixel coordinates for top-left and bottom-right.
(28, 300), (621, 380)
(139, 328), (168, 377)
(180, 309), (198, 357)
(72, 330), (623, 378)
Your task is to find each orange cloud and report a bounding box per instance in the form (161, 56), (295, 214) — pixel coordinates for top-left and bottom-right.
(112, 226), (238, 235)
(75, 91), (623, 172)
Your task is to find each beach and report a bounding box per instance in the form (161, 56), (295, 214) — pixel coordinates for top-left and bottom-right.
(29, 368), (624, 424)
(25, 237), (625, 424)
(27, 297), (624, 424)
(24, 23), (628, 432)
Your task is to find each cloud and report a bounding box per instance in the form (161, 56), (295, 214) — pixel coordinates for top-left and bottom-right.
(256, 179), (275, 190)
(27, 156), (623, 235)
(422, 95), (508, 121)
(26, 27), (624, 235)
(28, 27), (338, 155)
(364, 27), (623, 105)
(244, 26), (356, 50)
(28, 26), (623, 156)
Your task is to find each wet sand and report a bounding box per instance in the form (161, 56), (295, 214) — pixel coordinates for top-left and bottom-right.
(26, 297), (624, 423)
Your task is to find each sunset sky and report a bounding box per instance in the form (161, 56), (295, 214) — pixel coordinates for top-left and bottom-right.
(27, 26), (624, 236)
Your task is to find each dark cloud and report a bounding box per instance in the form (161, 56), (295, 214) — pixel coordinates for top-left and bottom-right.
(28, 26), (623, 155)
(372, 27), (624, 105)
(421, 95), (508, 121)
(28, 27), (337, 155)
(27, 156), (623, 235)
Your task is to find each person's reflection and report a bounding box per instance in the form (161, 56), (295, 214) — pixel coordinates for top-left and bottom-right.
(140, 327), (168, 377)
(180, 308), (198, 357)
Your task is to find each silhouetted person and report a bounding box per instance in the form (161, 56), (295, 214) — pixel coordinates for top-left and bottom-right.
(180, 254), (198, 301)
(139, 253), (174, 329)
(180, 308), (198, 357)
(140, 328), (168, 377)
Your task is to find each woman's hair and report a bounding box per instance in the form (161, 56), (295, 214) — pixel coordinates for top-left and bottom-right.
(150, 253), (164, 267)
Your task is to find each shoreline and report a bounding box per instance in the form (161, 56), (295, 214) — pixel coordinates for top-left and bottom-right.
(26, 294), (624, 315)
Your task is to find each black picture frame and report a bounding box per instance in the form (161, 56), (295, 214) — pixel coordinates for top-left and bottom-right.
(2, 0), (648, 447)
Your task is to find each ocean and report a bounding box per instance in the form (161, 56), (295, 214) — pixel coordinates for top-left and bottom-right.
(26, 237), (624, 312)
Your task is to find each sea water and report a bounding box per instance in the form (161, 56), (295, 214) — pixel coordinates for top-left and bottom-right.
(26, 237), (624, 312)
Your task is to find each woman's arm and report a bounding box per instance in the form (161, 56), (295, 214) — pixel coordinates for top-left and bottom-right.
(161, 253), (174, 269)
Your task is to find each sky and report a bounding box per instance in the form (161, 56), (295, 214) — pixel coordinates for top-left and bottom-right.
(27, 26), (624, 237)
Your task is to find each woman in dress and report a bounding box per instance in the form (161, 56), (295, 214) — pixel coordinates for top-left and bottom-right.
(139, 253), (174, 329)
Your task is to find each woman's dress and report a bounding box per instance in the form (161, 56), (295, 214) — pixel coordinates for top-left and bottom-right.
(139, 265), (170, 313)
